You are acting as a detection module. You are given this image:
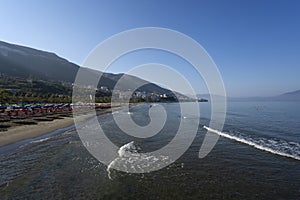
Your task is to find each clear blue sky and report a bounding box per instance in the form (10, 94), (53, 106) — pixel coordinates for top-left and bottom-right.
(0, 0), (299, 97)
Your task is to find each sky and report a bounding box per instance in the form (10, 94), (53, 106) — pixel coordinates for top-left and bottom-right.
(0, 0), (299, 97)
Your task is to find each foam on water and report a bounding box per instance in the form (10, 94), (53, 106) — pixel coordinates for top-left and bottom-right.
(203, 126), (300, 161)
(29, 137), (51, 144)
(117, 141), (139, 157)
(107, 141), (170, 180)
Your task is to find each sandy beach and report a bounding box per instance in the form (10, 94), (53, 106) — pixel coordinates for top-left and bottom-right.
(0, 104), (120, 147)
(0, 115), (76, 147)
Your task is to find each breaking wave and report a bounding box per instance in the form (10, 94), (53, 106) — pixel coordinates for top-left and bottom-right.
(107, 141), (170, 179)
(203, 126), (300, 161)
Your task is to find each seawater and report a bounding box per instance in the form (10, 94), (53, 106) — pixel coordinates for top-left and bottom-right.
(0, 102), (299, 199)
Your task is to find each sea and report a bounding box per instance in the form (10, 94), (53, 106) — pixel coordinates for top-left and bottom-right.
(0, 101), (299, 199)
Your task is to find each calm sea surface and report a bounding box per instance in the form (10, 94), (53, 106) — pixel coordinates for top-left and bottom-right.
(0, 101), (299, 199)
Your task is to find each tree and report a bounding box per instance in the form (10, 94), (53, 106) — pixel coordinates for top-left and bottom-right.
(0, 89), (13, 103)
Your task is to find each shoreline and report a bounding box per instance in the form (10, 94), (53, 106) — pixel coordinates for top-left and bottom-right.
(0, 105), (124, 147)
(0, 115), (76, 147)
(0, 103), (142, 147)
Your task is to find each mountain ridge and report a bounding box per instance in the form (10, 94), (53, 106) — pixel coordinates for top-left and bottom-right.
(0, 40), (172, 95)
(197, 90), (300, 102)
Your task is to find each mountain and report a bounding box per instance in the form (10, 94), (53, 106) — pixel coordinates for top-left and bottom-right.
(199, 89), (300, 102)
(0, 41), (79, 82)
(0, 40), (171, 94)
(273, 90), (300, 101)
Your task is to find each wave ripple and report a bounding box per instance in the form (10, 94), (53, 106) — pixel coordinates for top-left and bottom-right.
(204, 126), (300, 161)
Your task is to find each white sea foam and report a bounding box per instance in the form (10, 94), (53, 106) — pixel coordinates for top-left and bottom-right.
(203, 126), (300, 161)
(30, 137), (51, 144)
(107, 141), (170, 180)
(117, 141), (138, 157)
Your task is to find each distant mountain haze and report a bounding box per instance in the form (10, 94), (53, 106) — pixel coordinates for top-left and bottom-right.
(274, 90), (300, 101)
(198, 90), (300, 102)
